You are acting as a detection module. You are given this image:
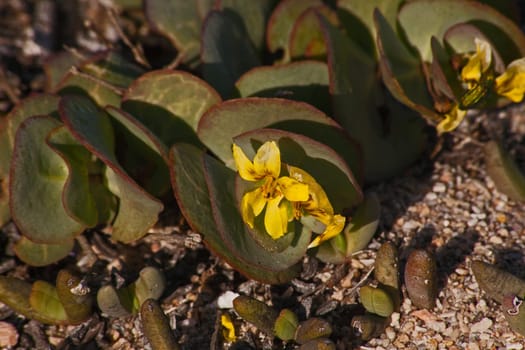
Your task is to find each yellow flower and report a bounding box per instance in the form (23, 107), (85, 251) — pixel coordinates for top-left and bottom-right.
(220, 314), (236, 342)
(436, 104), (467, 135)
(495, 58), (525, 103)
(233, 142), (309, 239)
(461, 38), (492, 86)
(287, 166), (346, 248)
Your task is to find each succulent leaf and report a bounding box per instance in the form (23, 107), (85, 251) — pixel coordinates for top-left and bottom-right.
(232, 295), (278, 335)
(274, 309), (299, 341)
(484, 140), (525, 201)
(141, 299), (180, 350)
(14, 237), (74, 267)
(294, 317), (332, 345)
(404, 250), (438, 309)
(56, 269), (93, 324)
(359, 285), (394, 317)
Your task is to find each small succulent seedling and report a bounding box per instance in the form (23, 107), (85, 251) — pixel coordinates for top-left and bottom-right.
(404, 249), (438, 309)
(140, 299), (180, 350)
(0, 269), (92, 325)
(351, 314), (388, 341)
(97, 267), (165, 317)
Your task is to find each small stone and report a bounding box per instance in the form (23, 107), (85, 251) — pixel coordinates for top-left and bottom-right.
(425, 192), (438, 201)
(217, 291), (239, 309)
(471, 317), (493, 333)
(489, 236), (503, 244)
(433, 183), (446, 193)
(0, 322), (18, 347)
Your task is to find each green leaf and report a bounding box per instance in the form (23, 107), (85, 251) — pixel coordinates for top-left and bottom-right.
(374, 9), (440, 122)
(398, 0), (525, 63)
(274, 309), (299, 341)
(141, 299), (180, 350)
(44, 51), (88, 92)
(322, 17), (426, 183)
(266, 0), (322, 62)
(10, 116), (86, 243)
(122, 69), (220, 147)
(169, 143), (302, 284)
(233, 128), (362, 212)
(484, 140), (525, 201)
(201, 10), (261, 99)
(0, 94), (59, 227)
(235, 61), (330, 113)
(56, 269), (93, 324)
(359, 286), (394, 317)
(56, 71), (122, 108)
(217, 0), (277, 53)
(47, 126), (98, 227)
(106, 106), (170, 197)
(288, 5), (335, 60)
(351, 314), (388, 341)
(133, 267), (166, 308)
(374, 242), (399, 291)
(79, 51), (144, 88)
(14, 237), (74, 267)
(471, 260), (525, 305)
(29, 281), (69, 324)
(315, 194), (380, 264)
(59, 95), (163, 243)
(197, 97), (362, 183)
(0, 276), (33, 319)
(144, 0), (202, 66)
(233, 295), (278, 335)
(97, 285), (132, 318)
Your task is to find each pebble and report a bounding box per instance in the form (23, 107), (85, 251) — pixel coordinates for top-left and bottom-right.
(470, 317), (493, 333)
(0, 322), (18, 347)
(433, 183), (446, 193)
(217, 291), (239, 309)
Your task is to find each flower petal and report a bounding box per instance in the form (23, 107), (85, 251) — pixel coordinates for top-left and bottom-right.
(461, 38), (492, 83)
(221, 314), (236, 342)
(287, 165), (333, 215)
(233, 143), (260, 181)
(308, 214), (346, 248)
(277, 176), (309, 202)
(253, 141), (281, 178)
(264, 196), (289, 239)
(436, 105), (466, 134)
(495, 57), (525, 103)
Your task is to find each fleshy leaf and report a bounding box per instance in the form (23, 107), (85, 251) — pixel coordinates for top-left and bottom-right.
(97, 285), (132, 318)
(197, 97), (362, 183)
(10, 116), (87, 243)
(235, 61), (330, 113)
(133, 267), (166, 309)
(56, 71), (122, 108)
(234, 128), (362, 213)
(294, 318), (333, 345)
(141, 299), (180, 350)
(201, 10), (261, 99)
(274, 309), (299, 341)
(484, 140), (525, 201)
(59, 95), (163, 243)
(106, 106), (170, 197)
(374, 9), (440, 122)
(471, 260), (525, 305)
(217, 0), (276, 53)
(322, 17), (426, 183)
(122, 69), (220, 147)
(44, 51), (88, 92)
(144, 0), (202, 66)
(404, 250), (438, 309)
(56, 269), (93, 324)
(14, 237), (74, 267)
(315, 193), (379, 264)
(398, 0), (525, 63)
(359, 285), (394, 317)
(266, 0), (322, 62)
(233, 295), (278, 335)
(351, 314), (388, 341)
(169, 143), (302, 284)
(289, 5), (335, 60)
(29, 281), (69, 324)
(0, 94), (59, 227)
(47, 126), (98, 227)
(79, 51), (144, 88)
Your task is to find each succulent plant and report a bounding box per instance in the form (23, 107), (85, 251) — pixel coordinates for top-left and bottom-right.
(404, 249), (438, 309)
(141, 299), (180, 350)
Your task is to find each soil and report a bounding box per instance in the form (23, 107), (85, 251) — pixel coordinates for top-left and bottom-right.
(1, 1), (525, 349)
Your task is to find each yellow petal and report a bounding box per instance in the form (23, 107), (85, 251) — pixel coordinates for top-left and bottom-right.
(277, 176), (309, 202)
(308, 214), (346, 248)
(436, 105), (466, 134)
(264, 196), (289, 239)
(495, 57), (525, 103)
(253, 141), (281, 178)
(240, 192), (255, 228)
(232, 143), (260, 181)
(287, 165), (333, 215)
(221, 314), (236, 342)
(461, 38), (492, 83)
